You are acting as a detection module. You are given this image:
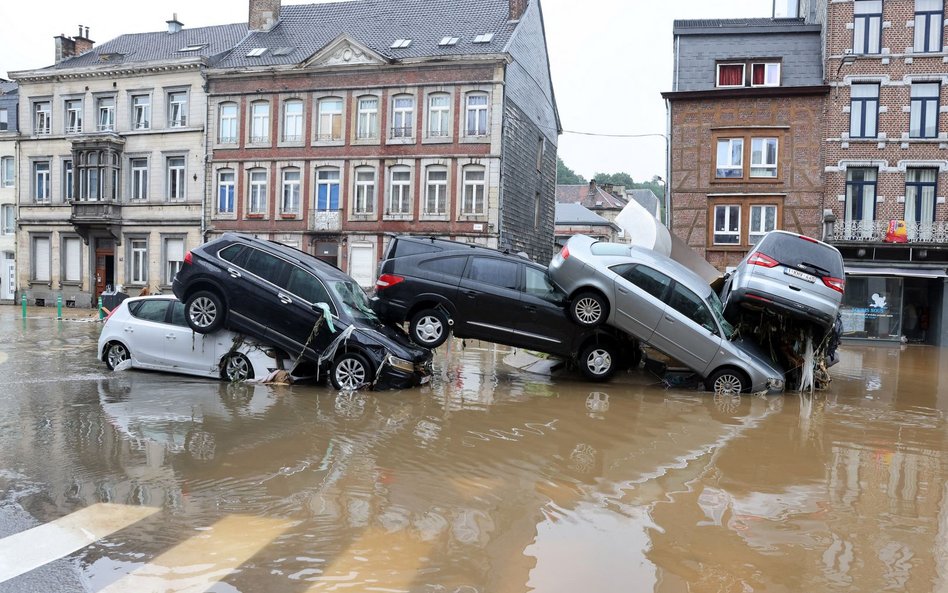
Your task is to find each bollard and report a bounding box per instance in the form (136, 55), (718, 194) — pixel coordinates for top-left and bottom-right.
(21, 294), (27, 318)
(98, 296), (104, 319)
(57, 296), (63, 320)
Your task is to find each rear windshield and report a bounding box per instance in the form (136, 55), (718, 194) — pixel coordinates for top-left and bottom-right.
(590, 243), (631, 257)
(389, 239), (442, 259)
(757, 234), (844, 277)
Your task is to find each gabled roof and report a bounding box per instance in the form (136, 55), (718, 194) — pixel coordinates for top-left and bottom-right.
(555, 203), (614, 226)
(555, 184), (628, 210)
(0, 81), (17, 95)
(214, 0), (518, 69)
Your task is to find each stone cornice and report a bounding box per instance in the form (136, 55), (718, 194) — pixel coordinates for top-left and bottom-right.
(10, 60), (204, 83)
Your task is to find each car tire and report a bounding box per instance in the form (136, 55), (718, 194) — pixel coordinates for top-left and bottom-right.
(221, 353), (254, 382)
(570, 291), (608, 327)
(705, 368), (749, 395)
(331, 352), (374, 390)
(409, 308), (450, 348)
(578, 342), (619, 382)
(185, 290), (225, 334)
(104, 342), (130, 371)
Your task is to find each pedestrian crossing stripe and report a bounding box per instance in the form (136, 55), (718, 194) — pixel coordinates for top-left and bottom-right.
(0, 503), (160, 584)
(303, 528), (433, 591)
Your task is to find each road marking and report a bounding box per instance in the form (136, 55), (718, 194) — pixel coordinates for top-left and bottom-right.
(304, 529), (433, 591)
(99, 515), (291, 593)
(0, 503), (160, 584)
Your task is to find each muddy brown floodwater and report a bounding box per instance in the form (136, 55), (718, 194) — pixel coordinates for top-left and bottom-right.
(1, 309), (947, 592)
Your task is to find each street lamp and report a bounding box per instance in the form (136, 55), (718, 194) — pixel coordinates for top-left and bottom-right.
(655, 176), (667, 224)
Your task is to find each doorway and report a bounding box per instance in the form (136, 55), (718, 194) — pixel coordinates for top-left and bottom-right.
(94, 238), (115, 300)
(1, 252), (13, 301)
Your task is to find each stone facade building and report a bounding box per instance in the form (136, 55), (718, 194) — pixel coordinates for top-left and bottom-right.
(0, 81), (16, 302)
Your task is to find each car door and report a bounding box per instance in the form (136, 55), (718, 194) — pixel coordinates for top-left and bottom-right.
(516, 265), (573, 355)
(165, 300), (217, 376)
(124, 299), (175, 367)
(231, 247), (291, 343)
(611, 264), (672, 343)
(649, 282), (723, 374)
(273, 265), (338, 360)
(456, 256), (522, 343)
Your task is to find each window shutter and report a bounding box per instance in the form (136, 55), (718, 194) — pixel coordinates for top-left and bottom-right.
(35, 237), (50, 281)
(167, 238), (185, 262)
(64, 237), (81, 282)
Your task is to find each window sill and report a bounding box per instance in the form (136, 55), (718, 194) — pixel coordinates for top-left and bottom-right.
(246, 141), (272, 148)
(422, 136), (454, 145)
(279, 213), (300, 219)
(353, 138), (381, 146)
(213, 212), (237, 219)
(386, 137), (416, 146)
(457, 214), (487, 221)
(382, 214), (413, 221)
(710, 177), (782, 184)
(459, 136), (490, 144)
(245, 213), (266, 219)
(348, 213), (377, 221)
(708, 244), (751, 251)
(420, 214), (449, 221)
(313, 139), (345, 147)
(214, 142), (239, 149)
(277, 140), (306, 149)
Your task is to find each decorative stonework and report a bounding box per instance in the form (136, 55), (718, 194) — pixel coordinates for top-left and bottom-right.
(303, 36), (388, 69)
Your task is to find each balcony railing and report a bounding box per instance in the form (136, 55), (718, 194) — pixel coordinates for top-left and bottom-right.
(311, 209), (342, 232)
(71, 200), (121, 223)
(833, 219), (948, 243)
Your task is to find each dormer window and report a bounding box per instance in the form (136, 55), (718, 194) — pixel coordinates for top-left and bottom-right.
(246, 47), (267, 57)
(439, 37), (460, 46)
(751, 63), (781, 87)
(716, 61), (781, 88)
(473, 33), (494, 43)
(178, 44), (206, 52)
(716, 63), (745, 88)
(390, 39), (412, 49)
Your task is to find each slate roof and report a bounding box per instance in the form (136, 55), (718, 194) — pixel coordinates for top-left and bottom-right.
(214, 0), (518, 69)
(47, 23), (249, 70)
(555, 203), (614, 226)
(673, 17), (819, 35)
(0, 81), (17, 95)
(555, 184), (628, 210)
(627, 189), (660, 214)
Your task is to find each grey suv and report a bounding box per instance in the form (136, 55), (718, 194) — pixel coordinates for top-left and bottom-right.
(721, 230), (845, 332)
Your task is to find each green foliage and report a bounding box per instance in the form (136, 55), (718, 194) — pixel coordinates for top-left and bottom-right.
(556, 157), (586, 185)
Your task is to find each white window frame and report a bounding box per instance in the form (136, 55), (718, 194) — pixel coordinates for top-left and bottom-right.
(34, 101), (51, 135)
(750, 138), (778, 178)
(32, 235), (51, 282)
(388, 167), (412, 215)
(282, 99), (304, 143)
(218, 102), (238, 144)
(33, 161), (50, 203)
(716, 63), (746, 88)
(217, 169), (235, 214)
(461, 166), (486, 216)
(63, 159), (74, 202)
(750, 63), (781, 87)
(168, 91), (188, 127)
(248, 169), (268, 215)
(713, 204), (741, 245)
(1, 204), (14, 235)
(715, 138), (744, 179)
(427, 93), (451, 138)
(0, 107), (7, 131)
(391, 94), (415, 138)
(317, 97), (344, 141)
(131, 94), (151, 130)
(250, 101), (270, 144)
(129, 238), (148, 285)
(281, 168), (301, 214)
(0, 156), (13, 187)
(96, 96), (115, 131)
(316, 168), (341, 212)
(163, 237), (185, 285)
(62, 236), (82, 284)
(65, 99), (83, 134)
(465, 92), (489, 136)
(425, 166), (448, 216)
(356, 96), (379, 140)
(130, 158), (148, 200)
(353, 167), (376, 215)
(166, 156), (186, 201)
(749, 204), (778, 245)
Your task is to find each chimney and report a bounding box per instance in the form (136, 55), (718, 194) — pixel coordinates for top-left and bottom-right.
(54, 34), (77, 63)
(509, 0), (528, 21)
(167, 13), (184, 34)
(249, 0), (281, 32)
(73, 26), (94, 55)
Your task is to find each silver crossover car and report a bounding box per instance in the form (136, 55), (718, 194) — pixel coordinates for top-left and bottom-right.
(548, 235), (785, 393)
(721, 230), (845, 332)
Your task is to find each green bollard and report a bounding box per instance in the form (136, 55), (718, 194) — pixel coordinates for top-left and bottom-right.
(21, 294), (27, 318)
(98, 296), (104, 320)
(57, 295), (63, 320)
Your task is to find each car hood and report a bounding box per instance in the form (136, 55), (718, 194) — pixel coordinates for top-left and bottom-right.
(348, 319), (432, 362)
(730, 337), (784, 375)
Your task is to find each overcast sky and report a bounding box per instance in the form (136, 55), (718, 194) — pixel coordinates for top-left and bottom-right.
(0, 0), (775, 183)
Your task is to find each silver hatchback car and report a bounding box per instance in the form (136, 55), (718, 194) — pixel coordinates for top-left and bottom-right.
(548, 235), (785, 393)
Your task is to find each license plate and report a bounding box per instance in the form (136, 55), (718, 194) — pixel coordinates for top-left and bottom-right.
(784, 267), (816, 283)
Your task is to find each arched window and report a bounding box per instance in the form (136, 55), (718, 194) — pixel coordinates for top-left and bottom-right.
(425, 166), (447, 215)
(353, 167), (375, 215)
(391, 94), (414, 138)
(388, 167), (411, 215)
(282, 100), (303, 142)
(427, 93), (450, 137)
(282, 168), (301, 213)
(248, 168), (268, 214)
(218, 102), (238, 143)
(465, 92), (489, 136)
(461, 166), (486, 215)
(316, 168), (340, 211)
(217, 169), (235, 213)
(250, 101), (270, 143)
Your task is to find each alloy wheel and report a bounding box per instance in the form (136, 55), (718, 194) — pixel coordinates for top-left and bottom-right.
(189, 296), (218, 329)
(415, 315), (444, 344)
(575, 297), (602, 324)
(584, 348), (612, 376)
(335, 357), (367, 390)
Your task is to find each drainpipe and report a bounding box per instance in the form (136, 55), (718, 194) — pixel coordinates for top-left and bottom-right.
(665, 99), (672, 229)
(200, 65), (210, 242)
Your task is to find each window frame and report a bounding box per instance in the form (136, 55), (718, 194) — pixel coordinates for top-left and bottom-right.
(464, 92), (489, 137)
(281, 99), (304, 143)
(853, 0), (883, 55)
(249, 100), (271, 144)
(315, 167), (341, 212)
(1, 204), (15, 235)
(748, 204), (778, 245)
(31, 234), (51, 283)
(64, 98), (83, 134)
(426, 92), (452, 139)
(0, 156), (13, 188)
(247, 168), (268, 216)
(33, 100), (51, 135)
(166, 156), (186, 201)
(131, 94), (151, 130)
(281, 168), (301, 215)
(61, 235), (82, 284)
(750, 62), (781, 87)
(217, 168), (236, 214)
(63, 159), (73, 202)
(850, 83), (880, 139)
(460, 165), (486, 216)
(162, 236), (186, 286)
(910, 82), (940, 139)
(716, 63), (746, 88)
(356, 95), (379, 141)
(424, 166), (449, 217)
(316, 96), (344, 142)
(130, 157), (149, 201)
(33, 161), (50, 203)
(915, 0), (944, 53)
(218, 102), (238, 144)
(749, 137), (779, 178)
(167, 90), (188, 128)
(352, 166), (376, 216)
(845, 167), (878, 223)
(387, 166), (412, 216)
(904, 167), (938, 224)
(707, 197), (783, 249)
(96, 95), (116, 132)
(127, 237), (149, 286)
(712, 204), (742, 246)
(715, 138), (744, 179)
(391, 93), (415, 139)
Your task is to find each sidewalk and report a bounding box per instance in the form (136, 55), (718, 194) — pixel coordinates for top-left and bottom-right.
(0, 303), (101, 321)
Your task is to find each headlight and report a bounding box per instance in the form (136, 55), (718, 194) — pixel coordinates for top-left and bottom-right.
(386, 355), (415, 373)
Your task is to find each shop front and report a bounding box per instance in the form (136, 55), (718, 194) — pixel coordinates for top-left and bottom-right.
(840, 267), (947, 344)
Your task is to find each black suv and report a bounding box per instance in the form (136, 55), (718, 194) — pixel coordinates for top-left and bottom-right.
(371, 235), (639, 381)
(172, 233), (432, 390)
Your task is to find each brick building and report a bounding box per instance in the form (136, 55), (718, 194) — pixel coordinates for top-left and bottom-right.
(204, 0), (560, 287)
(663, 13), (828, 271)
(824, 0), (948, 344)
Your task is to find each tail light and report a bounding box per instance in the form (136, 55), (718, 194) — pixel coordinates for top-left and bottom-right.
(823, 276), (845, 293)
(747, 252), (779, 268)
(799, 235), (819, 244)
(184, 251), (193, 265)
(560, 245), (570, 260)
(375, 274), (405, 291)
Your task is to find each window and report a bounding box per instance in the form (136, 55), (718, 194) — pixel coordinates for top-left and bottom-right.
(461, 166), (486, 215)
(354, 168), (375, 215)
(910, 82), (940, 138)
(1, 157), (13, 187)
(63, 160), (73, 201)
(96, 96), (115, 131)
(716, 63), (745, 87)
(168, 91), (187, 127)
(905, 169), (937, 241)
(850, 83), (879, 139)
(283, 100), (303, 142)
(131, 300), (169, 323)
(667, 284), (716, 333)
(217, 169), (235, 213)
(536, 137), (545, 171)
(915, 0), (944, 53)
(356, 97), (379, 140)
(428, 93), (450, 137)
(750, 138), (778, 178)
(0, 108), (7, 131)
(473, 33), (495, 43)
(164, 237), (185, 284)
(129, 239), (148, 285)
(845, 168), (878, 238)
(713, 205), (741, 245)
(219, 103), (238, 143)
(425, 167), (448, 215)
(392, 95), (414, 138)
(388, 168), (411, 214)
(316, 168), (340, 211)
(749, 205), (778, 245)
(419, 255), (467, 278)
(33, 101), (50, 135)
(250, 101), (270, 143)
(131, 158), (148, 200)
(282, 268), (331, 304)
(465, 93), (489, 136)
(248, 170), (268, 214)
(1, 205), (14, 235)
(467, 257), (519, 290)
(167, 157), (185, 201)
(751, 63), (780, 87)
(282, 169), (301, 214)
(33, 162), (50, 203)
(131, 95), (150, 130)
(525, 266), (562, 302)
(854, 0), (882, 55)
(65, 99), (83, 134)
(62, 237), (81, 283)
(244, 248), (286, 282)
(317, 98), (343, 141)
(33, 236), (50, 282)
(619, 265), (672, 300)
(715, 138), (743, 178)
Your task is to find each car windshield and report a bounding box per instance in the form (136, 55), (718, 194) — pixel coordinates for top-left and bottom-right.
(330, 280), (380, 324)
(707, 290), (735, 338)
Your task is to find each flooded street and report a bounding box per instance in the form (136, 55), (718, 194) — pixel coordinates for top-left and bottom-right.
(1, 307), (948, 592)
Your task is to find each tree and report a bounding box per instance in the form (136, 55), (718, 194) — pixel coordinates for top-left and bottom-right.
(592, 171), (636, 189)
(556, 157), (586, 185)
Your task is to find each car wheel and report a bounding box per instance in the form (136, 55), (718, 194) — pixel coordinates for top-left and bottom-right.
(105, 342), (130, 371)
(578, 342), (619, 382)
(705, 368), (749, 395)
(331, 352), (373, 390)
(409, 308), (450, 348)
(221, 353), (254, 382)
(570, 291), (608, 327)
(186, 290), (225, 334)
